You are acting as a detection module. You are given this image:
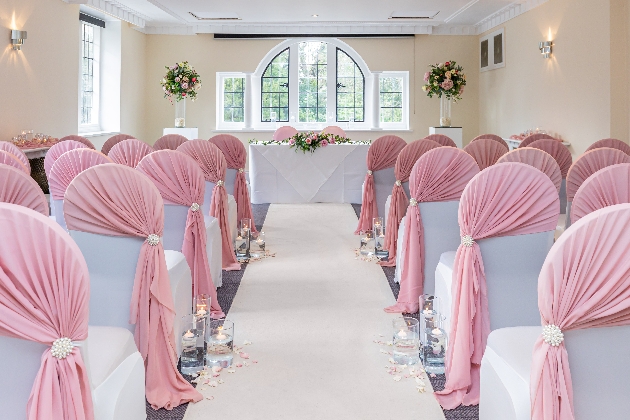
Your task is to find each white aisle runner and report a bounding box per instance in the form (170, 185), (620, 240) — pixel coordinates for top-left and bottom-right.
(183, 204), (445, 420)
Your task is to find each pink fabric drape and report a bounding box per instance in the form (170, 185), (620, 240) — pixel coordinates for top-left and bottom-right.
(0, 203), (93, 420)
(528, 139), (573, 178)
(585, 137), (630, 156)
(0, 150), (29, 175)
(570, 163), (630, 223)
(49, 149), (112, 200)
(321, 126), (347, 137)
(64, 164), (202, 409)
(497, 147), (562, 192)
(470, 134), (508, 149)
(355, 135), (407, 234)
(519, 133), (556, 148)
(0, 165), (49, 215)
(566, 147), (630, 202)
(0, 141), (30, 172)
(530, 203), (630, 420)
(136, 150), (224, 318)
(59, 135), (95, 149)
(208, 134), (257, 234)
(178, 140), (241, 271)
(463, 138), (508, 170)
(424, 134), (457, 148)
(384, 148), (479, 313)
(435, 162), (559, 409)
(101, 133), (135, 155)
(108, 139), (154, 168)
(273, 126), (298, 141)
(380, 139), (441, 267)
(154, 134), (188, 151)
(44, 140), (89, 177)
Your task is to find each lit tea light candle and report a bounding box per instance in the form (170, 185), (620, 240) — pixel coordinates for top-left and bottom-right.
(216, 326), (227, 340)
(197, 308), (207, 316)
(397, 329), (408, 338)
(432, 328), (443, 336)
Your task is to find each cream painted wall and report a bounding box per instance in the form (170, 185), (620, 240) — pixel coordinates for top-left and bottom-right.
(478, 0), (616, 156)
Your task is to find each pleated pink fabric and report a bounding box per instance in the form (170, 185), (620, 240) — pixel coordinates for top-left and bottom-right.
(463, 138), (508, 170)
(64, 164), (202, 409)
(435, 162), (559, 409)
(208, 134), (257, 234)
(49, 149), (112, 200)
(497, 148), (562, 192)
(0, 141), (30, 172)
(470, 134), (508, 148)
(566, 148), (630, 202)
(100, 133), (135, 155)
(136, 150), (224, 318)
(154, 134), (188, 151)
(59, 135), (95, 149)
(519, 133), (556, 148)
(585, 138), (630, 156)
(570, 163), (630, 223)
(528, 139), (573, 178)
(0, 149), (29, 174)
(178, 140), (241, 271)
(108, 139), (154, 168)
(0, 203), (93, 420)
(380, 139), (441, 267)
(321, 126), (347, 137)
(530, 204), (630, 420)
(424, 134), (457, 148)
(0, 165), (48, 215)
(273, 126), (298, 141)
(384, 148), (479, 313)
(355, 135), (407, 234)
(44, 140), (89, 177)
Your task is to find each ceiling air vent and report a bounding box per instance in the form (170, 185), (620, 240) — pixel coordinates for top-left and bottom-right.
(189, 12), (241, 20)
(389, 11), (439, 20)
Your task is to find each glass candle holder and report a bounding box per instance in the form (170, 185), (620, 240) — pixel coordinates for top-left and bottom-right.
(194, 294), (210, 318)
(373, 218), (386, 257)
(360, 230), (375, 256)
(180, 314), (205, 375)
(421, 314), (447, 374)
(392, 317), (420, 365)
(235, 234), (249, 258)
(419, 295), (440, 317)
(240, 218), (252, 237)
(206, 319), (234, 368)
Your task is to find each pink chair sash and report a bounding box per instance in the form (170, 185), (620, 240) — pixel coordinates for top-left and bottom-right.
(321, 126), (347, 137)
(384, 148), (479, 313)
(45, 140), (89, 177)
(136, 150), (224, 318)
(0, 141), (30, 172)
(470, 134), (508, 147)
(178, 140), (240, 271)
(273, 126), (298, 141)
(59, 135), (95, 149)
(435, 162), (559, 409)
(0, 165), (48, 215)
(463, 138), (508, 170)
(101, 133), (135, 155)
(0, 149), (29, 175)
(519, 133), (556, 148)
(64, 164), (202, 409)
(49, 149), (112, 200)
(154, 134), (188, 151)
(497, 148), (562, 192)
(355, 135), (407, 234)
(528, 139), (573, 178)
(570, 163), (630, 223)
(531, 204), (630, 420)
(585, 138), (630, 156)
(380, 139), (441, 267)
(208, 134), (257, 234)
(108, 139), (154, 168)
(566, 148), (630, 202)
(0, 203), (93, 420)
(424, 134), (457, 148)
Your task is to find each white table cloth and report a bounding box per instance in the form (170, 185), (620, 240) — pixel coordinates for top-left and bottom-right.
(22, 147), (50, 159)
(249, 143), (369, 204)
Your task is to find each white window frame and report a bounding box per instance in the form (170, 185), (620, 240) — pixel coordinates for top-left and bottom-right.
(379, 71), (409, 131)
(216, 72), (247, 130)
(78, 21), (101, 134)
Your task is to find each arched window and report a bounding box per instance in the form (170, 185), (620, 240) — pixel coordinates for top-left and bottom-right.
(261, 48), (289, 122)
(336, 48), (364, 122)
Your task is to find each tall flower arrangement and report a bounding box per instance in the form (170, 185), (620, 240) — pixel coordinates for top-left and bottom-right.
(421, 61), (466, 101)
(160, 61), (201, 102)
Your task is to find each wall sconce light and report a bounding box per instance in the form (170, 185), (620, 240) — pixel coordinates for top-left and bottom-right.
(11, 30), (27, 50)
(539, 41), (552, 58)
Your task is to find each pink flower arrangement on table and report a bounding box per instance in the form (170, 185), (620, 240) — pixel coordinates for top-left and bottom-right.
(160, 61), (201, 103)
(421, 61), (466, 102)
(249, 132), (368, 153)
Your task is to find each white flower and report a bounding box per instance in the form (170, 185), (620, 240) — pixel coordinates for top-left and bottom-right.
(445, 71), (452, 79)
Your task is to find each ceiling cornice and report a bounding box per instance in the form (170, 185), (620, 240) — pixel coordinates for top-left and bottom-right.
(63, 0), (147, 27)
(474, 0), (549, 34)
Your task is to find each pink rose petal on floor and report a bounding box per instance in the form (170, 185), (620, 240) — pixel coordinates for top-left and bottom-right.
(240, 352), (250, 359)
(236, 362), (243, 368)
(253, 360), (258, 364)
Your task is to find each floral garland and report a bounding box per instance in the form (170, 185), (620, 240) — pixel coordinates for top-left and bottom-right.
(421, 61), (466, 102)
(249, 132), (370, 153)
(160, 61), (201, 102)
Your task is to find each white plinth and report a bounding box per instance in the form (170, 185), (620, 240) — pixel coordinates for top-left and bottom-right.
(163, 127), (199, 140)
(430, 127), (463, 148)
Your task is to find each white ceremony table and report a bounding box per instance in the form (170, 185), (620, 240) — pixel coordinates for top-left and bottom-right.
(249, 143), (369, 204)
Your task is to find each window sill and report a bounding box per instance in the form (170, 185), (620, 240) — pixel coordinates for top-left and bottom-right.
(79, 131), (120, 138)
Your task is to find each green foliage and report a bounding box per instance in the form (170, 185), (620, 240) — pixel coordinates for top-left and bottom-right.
(160, 61), (201, 102)
(421, 61), (466, 102)
(249, 132), (370, 153)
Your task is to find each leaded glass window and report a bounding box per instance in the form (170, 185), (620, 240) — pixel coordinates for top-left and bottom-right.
(223, 77), (245, 122)
(298, 41), (327, 123)
(336, 48), (364, 122)
(261, 48), (289, 122)
(380, 76), (404, 123)
(80, 22), (96, 125)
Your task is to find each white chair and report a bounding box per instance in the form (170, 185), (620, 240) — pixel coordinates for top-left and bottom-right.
(202, 180), (238, 244)
(372, 167), (396, 228)
(383, 181), (411, 229)
(50, 196), (65, 229)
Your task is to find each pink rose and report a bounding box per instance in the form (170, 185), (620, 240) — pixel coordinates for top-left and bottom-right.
(321, 140), (329, 147)
(289, 138), (295, 145)
(440, 79), (454, 90)
(459, 86), (465, 94)
(306, 138), (312, 144)
(329, 137), (336, 144)
(181, 82), (188, 89)
(423, 72), (430, 82)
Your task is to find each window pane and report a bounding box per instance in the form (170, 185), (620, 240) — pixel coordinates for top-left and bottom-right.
(80, 22), (97, 126)
(379, 76), (404, 123)
(298, 41), (327, 123)
(261, 48), (289, 122)
(223, 77), (246, 123)
(336, 48), (364, 122)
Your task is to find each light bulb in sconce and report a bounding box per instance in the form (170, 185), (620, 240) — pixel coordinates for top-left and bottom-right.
(11, 30), (27, 51)
(539, 41), (552, 59)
